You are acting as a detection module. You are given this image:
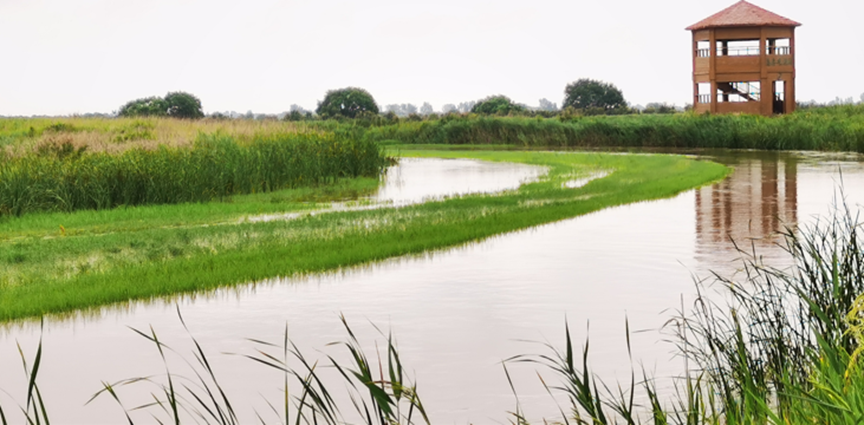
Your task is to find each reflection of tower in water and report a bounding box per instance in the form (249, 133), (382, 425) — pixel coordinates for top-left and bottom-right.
(695, 156), (797, 256)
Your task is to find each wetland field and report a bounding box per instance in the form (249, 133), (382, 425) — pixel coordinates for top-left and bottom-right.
(2, 114), (864, 424)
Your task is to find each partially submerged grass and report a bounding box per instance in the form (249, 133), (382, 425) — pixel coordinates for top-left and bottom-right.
(5, 200), (864, 423)
(0, 150), (728, 321)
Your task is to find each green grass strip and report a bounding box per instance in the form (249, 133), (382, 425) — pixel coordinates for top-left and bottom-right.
(0, 150), (729, 322)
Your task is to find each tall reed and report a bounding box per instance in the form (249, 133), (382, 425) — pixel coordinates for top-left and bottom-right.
(0, 132), (386, 216)
(360, 107), (864, 152)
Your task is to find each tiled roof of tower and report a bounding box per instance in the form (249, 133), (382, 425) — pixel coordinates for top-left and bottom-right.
(686, 1), (801, 31)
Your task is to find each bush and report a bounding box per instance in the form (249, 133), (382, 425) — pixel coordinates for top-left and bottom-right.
(164, 92), (204, 119)
(563, 79), (628, 114)
(316, 87), (379, 119)
(470, 95), (526, 115)
(118, 92), (204, 119)
(118, 97), (168, 118)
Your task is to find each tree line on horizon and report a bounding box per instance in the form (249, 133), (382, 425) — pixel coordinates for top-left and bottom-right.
(117, 80), (645, 121)
(112, 82), (864, 122)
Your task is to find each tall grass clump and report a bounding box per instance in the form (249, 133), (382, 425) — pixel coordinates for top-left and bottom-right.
(668, 198), (864, 424)
(0, 132), (386, 216)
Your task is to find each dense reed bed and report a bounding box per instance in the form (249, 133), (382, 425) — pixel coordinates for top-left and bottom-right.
(363, 105), (864, 152)
(0, 150), (728, 321)
(0, 132), (386, 216)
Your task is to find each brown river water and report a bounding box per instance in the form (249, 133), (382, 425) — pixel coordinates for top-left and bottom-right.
(2, 152), (864, 424)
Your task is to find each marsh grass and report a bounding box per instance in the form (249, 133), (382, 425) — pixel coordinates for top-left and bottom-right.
(502, 197), (864, 425)
(0, 132), (386, 216)
(0, 117), (328, 156)
(361, 108), (864, 152)
(0, 151), (728, 321)
(6, 198), (864, 424)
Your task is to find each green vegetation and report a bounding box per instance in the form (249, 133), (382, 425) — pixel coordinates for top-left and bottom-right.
(0, 149), (727, 321)
(470, 95), (527, 115)
(0, 132), (386, 216)
(164, 91), (205, 119)
(118, 91), (204, 119)
(316, 87), (380, 119)
(362, 109), (864, 152)
(4, 105), (864, 155)
(510, 201), (864, 425)
(563, 78), (629, 115)
(8, 205), (864, 424)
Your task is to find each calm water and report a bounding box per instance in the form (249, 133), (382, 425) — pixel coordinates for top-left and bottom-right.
(2, 152), (863, 424)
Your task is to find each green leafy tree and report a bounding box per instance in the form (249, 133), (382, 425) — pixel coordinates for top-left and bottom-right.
(118, 92), (204, 119)
(470, 95), (526, 115)
(316, 87), (379, 119)
(563, 79), (627, 113)
(118, 96), (168, 117)
(164, 91), (204, 119)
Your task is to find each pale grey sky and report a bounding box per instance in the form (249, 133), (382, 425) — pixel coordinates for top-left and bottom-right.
(0, 0), (860, 116)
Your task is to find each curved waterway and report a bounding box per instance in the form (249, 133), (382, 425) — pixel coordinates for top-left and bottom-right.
(2, 152), (864, 424)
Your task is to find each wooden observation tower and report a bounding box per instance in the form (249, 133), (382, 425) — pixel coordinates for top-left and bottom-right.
(687, 1), (801, 115)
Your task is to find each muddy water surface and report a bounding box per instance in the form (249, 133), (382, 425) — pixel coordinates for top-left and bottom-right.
(2, 152), (864, 424)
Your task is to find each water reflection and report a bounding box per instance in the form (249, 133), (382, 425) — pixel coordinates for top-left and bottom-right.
(697, 153), (796, 244)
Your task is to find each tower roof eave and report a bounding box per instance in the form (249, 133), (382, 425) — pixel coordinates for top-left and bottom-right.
(686, 0), (801, 31)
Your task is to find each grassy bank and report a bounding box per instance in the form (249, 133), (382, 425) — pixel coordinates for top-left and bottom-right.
(8, 205), (864, 425)
(363, 107), (864, 151)
(0, 149), (728, 321)
(0, 132), (386, 216)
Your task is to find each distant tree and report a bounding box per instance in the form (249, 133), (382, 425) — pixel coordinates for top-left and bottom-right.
(859, 93), (864, 104)
(164, 92), (204, 119)
(290, 104), (310, 113)
(457, 101), (476, 113)
(538, 98), (558, 112)
(563, 79), (627, 113)
(285, 110), (305, 121)
(471, 95), (526, 115)
(420, 102), (434, 115)
(316, 87), (379, 118)
(119, 92), (204, 119)
(643, 102), (677, 114)
(284, 104), (313, 121)
(402, 104), (418, 115)
(441, 104), (457, 114)
(118, 96), (168, 117)
(383, 103), (418, 117)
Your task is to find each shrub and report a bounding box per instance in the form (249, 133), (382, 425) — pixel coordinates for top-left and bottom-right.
(316, 87), (379, 119)
(118, 92), (204, 119)
(470, 95), (526, 115)
(563, 79), (628, 114)
(164, 92), (204, 119)
(118, 96), (168, 117)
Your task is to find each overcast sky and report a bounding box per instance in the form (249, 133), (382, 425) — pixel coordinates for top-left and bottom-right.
(0, 0), (861, 116)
